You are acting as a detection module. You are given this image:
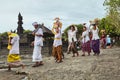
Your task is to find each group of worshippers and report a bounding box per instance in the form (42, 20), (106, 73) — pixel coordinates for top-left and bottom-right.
(67, 23), (100, 57)
(6, 17), (63, 70)
(6, 17), (101, 70)
(51, 18), (102, 66)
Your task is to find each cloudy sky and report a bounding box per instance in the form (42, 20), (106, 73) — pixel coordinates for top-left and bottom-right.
(0, 0), (106, 33)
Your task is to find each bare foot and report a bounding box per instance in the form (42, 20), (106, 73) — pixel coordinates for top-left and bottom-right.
(39, 62), (44, 66)
(8, 66), (12, 71)
(57, 60), (63, 63)
(88, 53), (90, 56)
(21, 64), (25, 69)
(72, 55), (75, 57)
(76, 53), (79, 56)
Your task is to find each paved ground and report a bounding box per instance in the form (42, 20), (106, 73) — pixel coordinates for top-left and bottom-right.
(0, 47), (120, 80)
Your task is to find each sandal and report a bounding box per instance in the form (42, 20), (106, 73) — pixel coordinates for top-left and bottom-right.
(32, 64), (39, 67)
(57, 60), (63, 63)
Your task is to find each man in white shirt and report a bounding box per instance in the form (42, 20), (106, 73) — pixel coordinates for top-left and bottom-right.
(32, 22), (44, 67)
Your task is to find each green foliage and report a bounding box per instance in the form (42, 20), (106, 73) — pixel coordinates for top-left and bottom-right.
(0, 32), (8, 37)
(76, 24), (84, 38)
(0, 32), (8, 41)
(103, 0), (120, 35)
(104, 0), (120, 10)
(23, 30), (32, 34)
(98, 18), (117, 36)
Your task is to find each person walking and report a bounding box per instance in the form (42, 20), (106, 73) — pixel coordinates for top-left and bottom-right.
(91, 24), (100, 56)
(106, 35), (112, 48)
(32, 22), (44, 67)
(67, 25), (79, 57)
(100, 31), (106, 49)
(7, 32), (24, 71)
(52, 17), (63, 63)
(81, 26), (91, 56)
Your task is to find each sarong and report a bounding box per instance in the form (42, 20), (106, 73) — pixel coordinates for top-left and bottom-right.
(52, 45), (62, 61)
(7, 54), (21, 62)
(92, 39), (100, 54)
(7, 54), (23, 66)
(82, 41), (91, 53)
(32, 46), (42, 62)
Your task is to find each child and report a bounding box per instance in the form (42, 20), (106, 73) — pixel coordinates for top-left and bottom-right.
(106, 35), (111, 48)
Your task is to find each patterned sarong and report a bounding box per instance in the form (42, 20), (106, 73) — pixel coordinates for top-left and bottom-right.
(52, 45), (62, 61)
(82, 41), (91, 53)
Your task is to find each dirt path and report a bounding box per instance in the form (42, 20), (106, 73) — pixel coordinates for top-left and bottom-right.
(0, 47), (120, 80)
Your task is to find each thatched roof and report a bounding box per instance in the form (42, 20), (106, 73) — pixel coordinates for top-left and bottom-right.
(39, 24), (54, 37)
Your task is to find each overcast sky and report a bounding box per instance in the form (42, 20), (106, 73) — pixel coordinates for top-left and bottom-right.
(0, 0), (106, 33)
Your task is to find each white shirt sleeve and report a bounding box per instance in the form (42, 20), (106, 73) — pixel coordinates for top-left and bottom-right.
(82, 32), (85, 38)
(11, 37), (17, 44)
(36, 28), (43, 35)
(75, 26), (78, 32)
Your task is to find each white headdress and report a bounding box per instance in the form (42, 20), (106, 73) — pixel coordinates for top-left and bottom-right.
(32, 22), (38, 26)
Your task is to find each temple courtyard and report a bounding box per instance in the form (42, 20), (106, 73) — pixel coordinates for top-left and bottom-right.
(0, 47), (120, 80)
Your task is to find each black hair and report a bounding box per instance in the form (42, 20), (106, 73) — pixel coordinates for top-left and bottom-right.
(92, 24), (96, 26)
(69, 25), (75, 30)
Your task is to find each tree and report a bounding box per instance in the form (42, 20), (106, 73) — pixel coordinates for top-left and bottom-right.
(23, 30), (32, 34)
(0, 32), (8, 38)
(104, 0), (120, 35)
(98, 18), (117, 37)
